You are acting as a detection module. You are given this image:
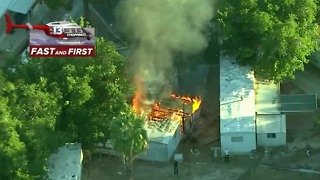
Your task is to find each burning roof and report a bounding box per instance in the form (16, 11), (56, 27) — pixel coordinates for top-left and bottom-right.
(131, 72), (203, 143)
(133, 83), (202, 124)
(134, 92), (201, 144)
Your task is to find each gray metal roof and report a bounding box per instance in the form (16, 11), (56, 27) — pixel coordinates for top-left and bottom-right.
(47, 143), (82, 180)
(280, 94), (317, 112)
(8, 0), (36, 14)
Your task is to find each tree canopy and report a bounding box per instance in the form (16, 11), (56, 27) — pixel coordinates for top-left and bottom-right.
(217, 0), (319, 81)
(0, 72), (29, 180)
(109, 106), (148, 180)
(0, 18), (133, 179)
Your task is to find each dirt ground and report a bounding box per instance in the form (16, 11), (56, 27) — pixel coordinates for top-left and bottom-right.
(82, 129), (320, 180)
(82, 143), (252, 180)
(247, 167), (319, 180)
(82, 81), (320, 180)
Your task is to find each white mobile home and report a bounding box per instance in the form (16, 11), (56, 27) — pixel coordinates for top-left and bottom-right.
(46, 143), (83, 180)
(255, 80), (286, 147)
(256, 114), (286, 146)
(220, 55), (256, 154)
(95, 119), (181, 162)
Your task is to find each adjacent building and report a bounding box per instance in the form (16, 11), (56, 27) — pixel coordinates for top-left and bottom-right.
(255, 80), (287, 147)
(219, 55), (288, 154)
(220, 55), (256, 154)
(0, 0), (36, 17)
(46, 143), (83, 180)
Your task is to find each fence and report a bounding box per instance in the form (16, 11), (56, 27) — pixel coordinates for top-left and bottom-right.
(280, 94), (317, 112)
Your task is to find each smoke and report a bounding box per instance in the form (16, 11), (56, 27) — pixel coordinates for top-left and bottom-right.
(115, 0), (215, 98)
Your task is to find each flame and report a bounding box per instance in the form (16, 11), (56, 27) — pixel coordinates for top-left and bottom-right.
(170, 94), (202, 113)
(133, 90), (142, 114)
(149, 102), (184, 121)
(131, 76), (202, 129)
(132, 75), (145, 114)
(192, 97), (202, 113)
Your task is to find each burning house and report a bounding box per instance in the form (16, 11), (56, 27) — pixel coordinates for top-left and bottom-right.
(131, 75), (202, 162)
(94, 66), (206, 162)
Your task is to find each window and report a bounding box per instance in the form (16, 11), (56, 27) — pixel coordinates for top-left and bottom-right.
(72, 28), (78, 33)
(64, 28), (72, 33)
(231, 136), (243, 142)
(267, 133), (276, 138)
(76, 28), (83, 33)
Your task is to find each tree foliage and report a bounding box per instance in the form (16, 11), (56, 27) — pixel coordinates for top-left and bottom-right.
(0, 72), (29, 179)
(217, 0), (319, 81)
(1, 17), (133, 178)
(0, 71), (67, 179)
(110, 107), (148, 180)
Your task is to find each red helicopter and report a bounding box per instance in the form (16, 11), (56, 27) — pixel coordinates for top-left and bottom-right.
(4, 13), (92, 40)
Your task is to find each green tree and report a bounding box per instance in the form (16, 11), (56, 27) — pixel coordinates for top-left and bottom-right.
(0, 97), (30, 180)
(1, 71), (68, 178)
(8, 79), (68, 176)
(4, 17), (133, 149)
(110, 106), (148, 180)
(2, 16), (132, 177)
(0, 72), (30, 180)
(217, 0), (319, 81)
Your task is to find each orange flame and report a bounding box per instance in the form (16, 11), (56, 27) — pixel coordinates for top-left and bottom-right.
(149, 102), (184, 121)
(132, 75), (145, 115)
(131, 76), (202, 125)
(133, 90), (142, 114)
(170, 94), (202, 113)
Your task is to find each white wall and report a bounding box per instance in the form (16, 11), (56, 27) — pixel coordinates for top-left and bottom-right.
(137, 126), (181, 162)
(257, 133), (286, 147)
(167, 126), (181, 161)
(137, 142), (168, 162)
(221, 132), (256, 154)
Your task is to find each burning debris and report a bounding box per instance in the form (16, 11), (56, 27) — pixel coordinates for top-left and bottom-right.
(116, 0), (213, 119)
(132, 83), (202, 132)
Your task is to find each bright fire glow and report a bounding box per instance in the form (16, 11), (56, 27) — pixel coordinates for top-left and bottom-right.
(132, 76), (145, 114)
(133, 91), (201, 119)
(170, 94), (202, 113)
(132, 90), (142, 114)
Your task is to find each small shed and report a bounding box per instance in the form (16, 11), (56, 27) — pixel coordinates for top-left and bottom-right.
(138, 119), (181, 162)
(255, 80), (286, 147)
(220, 55), (256, 154)
(46, 143), (83, 180)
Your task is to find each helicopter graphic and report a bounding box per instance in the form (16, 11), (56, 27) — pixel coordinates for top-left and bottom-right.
(4, 13), (92, 42)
